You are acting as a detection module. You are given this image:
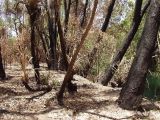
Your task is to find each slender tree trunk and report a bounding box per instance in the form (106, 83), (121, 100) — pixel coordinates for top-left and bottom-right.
(79, 0), (116, 77)
(57, 0), (98, 105)
(80, 0), (89, 27)
(118, 0), (160, 110)
(64, 0), (71, 35)
(26, 3), (41, 84)
(36, 27), (51, 68)
(74, 0), (79, 17)
(101, 0), (116, 32)
(30, 24), (40, 84)
(54, 0), (69, 71)
(59, 0), (71, 70)
(47, 0), (58, 70)
(99, 0), (151, 86)
(0, 46), (6, 80)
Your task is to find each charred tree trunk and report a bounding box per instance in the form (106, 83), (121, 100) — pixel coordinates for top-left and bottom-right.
(80, 0), (89, 27)
(47, 0), (58, 70)
(74, 0), (79, 17)
(30, 23), (40, 84)
(118, 0), (160, 110)
(99, 0), (151, 86)
(101, 0), (116, 32)
(79, 0), (116, 77)
(26, 3), (41, 84)
(64, 0), (71, 35)
(54, 0), (69, 71)
(36, 27), (51, 68)
(0, 46), (6, 80)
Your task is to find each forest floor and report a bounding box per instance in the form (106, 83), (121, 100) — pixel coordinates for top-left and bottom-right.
(0, 63), (160, 120)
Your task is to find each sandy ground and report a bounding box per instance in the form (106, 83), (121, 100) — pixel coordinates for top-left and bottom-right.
(0, 64), (160, 120)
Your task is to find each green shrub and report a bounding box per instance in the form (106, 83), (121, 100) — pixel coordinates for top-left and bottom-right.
(144, 72), (160, 100)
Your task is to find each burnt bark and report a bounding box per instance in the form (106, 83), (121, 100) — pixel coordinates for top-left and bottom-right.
(118, 0), (160, 110)
(36, 27), (51, 68)
(64, 0), (71, 35)
(47, 0), (58, 70)
(54, 0), (69, 71)
(0, 46), (6, 80)
(101, 0), (116, 32)
(30, 25), (40, 84)
(26, 3), (41, 84)
(74, 0), (79, 17)
(80, 0), (89, 27)
(99, 0), (151, 86)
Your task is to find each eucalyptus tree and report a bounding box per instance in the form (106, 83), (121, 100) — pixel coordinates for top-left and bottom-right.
(118, 0), (160, 110)
(25, 0), (41, 84)
(47, 0), (58, 70)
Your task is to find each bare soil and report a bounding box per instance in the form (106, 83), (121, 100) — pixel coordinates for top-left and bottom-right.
(0, 64), (160, 120)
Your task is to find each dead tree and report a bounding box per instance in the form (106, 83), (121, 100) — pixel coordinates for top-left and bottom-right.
(47, 0), (58, 70)
(36, 26), (50, 68)
(63, 0), (71, 35)
(54, 0), (69, 71)
(0, 46), (6, 80)
(26, 0), (41, 84)
(99, 0), (151, 86)
(118, 0), (160, 110)
(80, 0), (89, 27)
(57, 0), (98, 105)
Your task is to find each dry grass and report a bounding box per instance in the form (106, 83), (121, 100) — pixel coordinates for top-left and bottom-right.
(0, 64), (160, 120)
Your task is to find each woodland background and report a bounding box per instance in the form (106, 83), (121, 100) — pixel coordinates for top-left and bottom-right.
(0, 0), (160, 119)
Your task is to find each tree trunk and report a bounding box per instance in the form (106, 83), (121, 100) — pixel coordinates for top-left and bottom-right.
(74, 0), (79, 17)
(0, 46), (6, 80)
(118, 0), (160, 110)
(54, 0), (69, 71)
(30, 25), (40, 84)
(47, 0), (58, 70)
(80, 0), (89, 27)
(36, 27), (51, 68)
(63, 0), (71, 35)
(99, 0), (151, 86)
(101, 0), (116, 32)
(57, 0), (98, 105)
(26, 3), (41, 84)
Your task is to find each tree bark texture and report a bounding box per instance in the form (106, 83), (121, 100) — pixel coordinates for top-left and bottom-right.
(80, 0), (89, 27)
(47, 0), (58, 70)
(63, 0), (71, 35)
(0, 46), (6, 80)
(54, 0), (69, 71)
(26, 3), (41, 84)
(118, 0), (160, 110)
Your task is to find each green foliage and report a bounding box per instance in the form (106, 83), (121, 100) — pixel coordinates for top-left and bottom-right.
(144, 72), (160, 100)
